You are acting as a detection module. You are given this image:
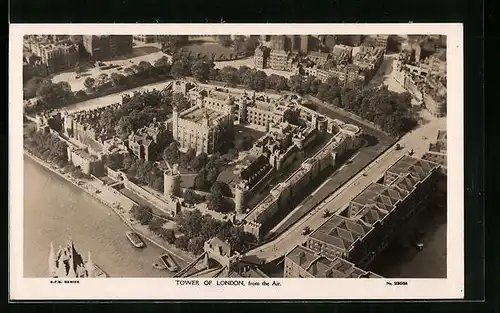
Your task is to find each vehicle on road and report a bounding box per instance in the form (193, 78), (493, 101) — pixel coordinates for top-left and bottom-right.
(408, 149), (414, 156)
(322, 210), (331, 218)
(395, 143), (401, 150)
(126, 231), (144, 248)
(302, 226), (311, 235)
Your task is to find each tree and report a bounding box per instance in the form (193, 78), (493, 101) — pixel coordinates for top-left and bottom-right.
(160, 229), (176, 244)
(75, 90), (87, 99)
(265, 74), (288, 92)
(191, 59), (210, 82)
(282, 109), (304, 127)
(35, 81), (73, 108)
(152, 176), (164, 192)
(104, 152), (125, 170)
(123, 67), (135, 77)
(163, 142), (180, 164)
(116, 116), (134, 139)
(190, 152), (208, 171)
(130, 205), (153, 225)
(207, 182), (224, 212)
(160, 35), (188, 53)
(179, 147), (196, 168)
(138, 61), (153, 77)
(187, 236), (205, 255)
(193, 168), (208, 191)
(110, 72), (125, 87)
(172, 93), (190, 111)
(84, 77), (95, 90)
(289, 75), (305, 94)
(218, 35), (233, 47)
(174, 235), (189, 250)
(182, 189), (203, 205)
(148, 216), (166, 234)
(23, 76), (45, 99)
(154, 56), (171, 75)
(234, 134), (253, 151)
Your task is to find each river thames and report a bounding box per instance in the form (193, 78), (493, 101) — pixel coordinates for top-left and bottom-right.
(23, 155), (186, 277)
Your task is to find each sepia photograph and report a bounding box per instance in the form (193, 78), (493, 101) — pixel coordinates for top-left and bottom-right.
(10, 23), (463, 300)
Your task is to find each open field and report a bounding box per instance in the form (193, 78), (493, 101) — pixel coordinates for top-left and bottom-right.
(51, 47), (171, 92)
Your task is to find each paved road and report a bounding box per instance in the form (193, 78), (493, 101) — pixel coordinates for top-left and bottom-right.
(243, 115), (446, 263)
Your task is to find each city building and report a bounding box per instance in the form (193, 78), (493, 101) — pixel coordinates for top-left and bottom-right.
(83, 35), (133, 61)
(133, 35), (158, 44)
(305, 63), (365, 85)
(67, 146), (104, 176)
(270, 35), (286, 51)
(393, 53), (447, 117)
(254, 45), (270, 69)
(363, 35), (389, 50)
(244, 122), (362, 239)
(307, 51), (330, 66)
(284, 245), (382, 278)
(26, 36), (78, 74)
(305, 155), (440, 268)
(268, 50), (291, 71)
(128, 120), (169, 161)
(324, 35), (337, 50)
(422, 130), (447, 173)
(171, 99), (234, 155)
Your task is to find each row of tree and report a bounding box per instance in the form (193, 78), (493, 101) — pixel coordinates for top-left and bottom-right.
(129, 204), (257, 255)
(23, 125), (68, 167)
(174, 209), (257, 255)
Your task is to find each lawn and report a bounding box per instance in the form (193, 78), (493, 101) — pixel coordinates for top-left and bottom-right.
(184, 43), (236, 61)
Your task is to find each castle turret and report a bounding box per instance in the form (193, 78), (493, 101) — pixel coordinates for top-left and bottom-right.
(172, 106), (179, 139)
(234, 181), (249, 214)
(164, 164), (181, 197)
(238, 98), (247, 124)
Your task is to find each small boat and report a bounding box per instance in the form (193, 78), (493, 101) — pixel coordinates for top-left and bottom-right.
(160, 253), (179, 272)
(93, 264), (109, 277)
(126, 231), (144, 248)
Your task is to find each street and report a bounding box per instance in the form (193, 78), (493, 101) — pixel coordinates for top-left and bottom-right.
(243, 114), (446, 263)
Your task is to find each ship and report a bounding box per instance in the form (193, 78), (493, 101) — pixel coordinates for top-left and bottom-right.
(126, 231), (144, 248)
(159, 253), (179, 272)
(49, 237), (109, 278)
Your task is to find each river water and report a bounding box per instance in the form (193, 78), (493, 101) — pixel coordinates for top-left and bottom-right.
(23, 155), (186, 277)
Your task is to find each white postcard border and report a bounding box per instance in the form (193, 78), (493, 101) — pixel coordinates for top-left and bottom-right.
(9, 23), (464, 300)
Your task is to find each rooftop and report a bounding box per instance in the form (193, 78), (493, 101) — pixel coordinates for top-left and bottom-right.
(181, 106), (224, 125)
(286, 245), (382, 278)
(386, 155), (438, 181)
(350, 183), (407, 214)
(309, 215), (371, 252)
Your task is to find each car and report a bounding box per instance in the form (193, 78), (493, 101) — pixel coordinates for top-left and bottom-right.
(302, 226), (311, 235)
(322, 210), (330, 218)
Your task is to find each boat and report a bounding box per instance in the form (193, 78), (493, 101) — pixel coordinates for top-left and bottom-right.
(159, 253), (179, 272)
(126, 231), (144, 248)
(89, 263), (109, 277)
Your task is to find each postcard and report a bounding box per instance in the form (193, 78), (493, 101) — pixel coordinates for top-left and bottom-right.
(9, 23), (463, 300)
